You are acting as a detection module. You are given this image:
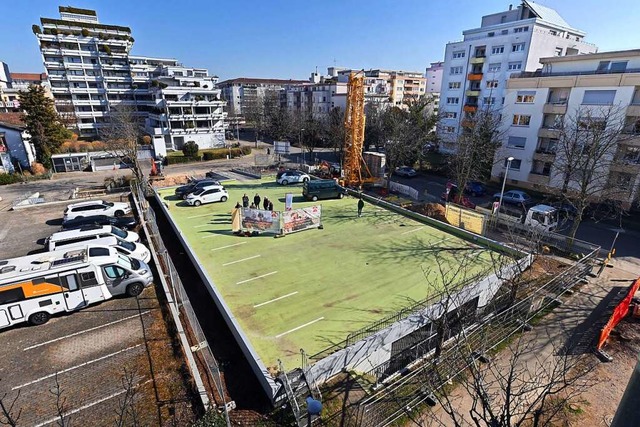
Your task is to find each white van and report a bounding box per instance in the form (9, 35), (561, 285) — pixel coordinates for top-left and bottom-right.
(0, 246), (153, 329)
(47, 225), (139, 251)
(57, 236), (151, 263)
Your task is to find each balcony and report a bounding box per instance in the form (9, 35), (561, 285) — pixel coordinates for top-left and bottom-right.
(467, 73), (483, 81)
(619, 134), (640, 147)
(542, 103), (567, 114)
(469, 57), (485, 65)
(627, 105), (640, 116)
(463, 104), (478, 113)
(611, 160), (640, 173)
(465, 90), (480, 97)
(538, 128), (561, 138)
(528, 172), (550, 185)
(461, 119), (474, 128)
(533, 150), (556, 162)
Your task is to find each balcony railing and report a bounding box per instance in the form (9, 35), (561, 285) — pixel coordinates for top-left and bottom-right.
(512, 68), (640, 79)
(467, 73), (483, 81)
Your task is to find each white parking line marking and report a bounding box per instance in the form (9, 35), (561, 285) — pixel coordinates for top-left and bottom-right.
(188, 212), (213, 219)
(23, 311), (150, 351)
(253, 291), (298, 308)
(236, 271), (278, 285)
(211, 242), (247, 251)
(32, 379), (153, 427)
(223, 255), (261, 266)
(401, 226), (425, 235)
(12, 344), (142, 390)
(275, 317), (324, 338)
(201, 234), (219, 239)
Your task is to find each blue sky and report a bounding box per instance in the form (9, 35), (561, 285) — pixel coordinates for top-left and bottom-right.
(1, 0), (639, 81)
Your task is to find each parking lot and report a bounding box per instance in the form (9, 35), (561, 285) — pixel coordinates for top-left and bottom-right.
(0, 197), (195, 426)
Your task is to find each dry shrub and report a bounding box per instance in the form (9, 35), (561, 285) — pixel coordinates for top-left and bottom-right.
(30, 162), (47, 175)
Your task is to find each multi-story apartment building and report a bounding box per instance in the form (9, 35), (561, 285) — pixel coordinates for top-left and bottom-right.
(336, 69), (427, 107)
(33, 6), (225, 157)
(494, 49), (640, 207)
(426, 61), (444, 96)
(282, 79), (348, 117)
(0, 61), (51, 112)
(217, 77), (308, 117)
(438, 0), (597, 152)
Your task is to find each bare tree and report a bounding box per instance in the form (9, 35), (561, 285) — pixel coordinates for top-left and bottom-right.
(552, 105), (627, 237)
(51, 374), (71, 427)
(325, 107), (346, 164)
(0, 384), (21, 426)
(99, 105), (144, 183)
(446, 105), (505, 204)
(114, 367), (141, 427)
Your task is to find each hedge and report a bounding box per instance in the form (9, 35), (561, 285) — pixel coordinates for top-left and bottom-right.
(0, 174), (23, 185)
(165, 156), (202, 165)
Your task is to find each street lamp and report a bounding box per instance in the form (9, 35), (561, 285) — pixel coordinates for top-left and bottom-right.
(496, 156), (515, 216)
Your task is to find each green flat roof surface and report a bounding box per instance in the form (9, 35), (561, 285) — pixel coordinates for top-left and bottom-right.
(158, 178), (495, 369)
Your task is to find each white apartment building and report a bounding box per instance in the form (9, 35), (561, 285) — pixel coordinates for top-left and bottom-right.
(494, 49), (640, 207)
(145, 64), (225, 157)
(426, 62), (444, 96)
(0, 62), (51, 112)
(282, 79), (348, 117)
(438, 0), (597, 152)
(336, 69), (427, 107)
(217, 78), (308, 117)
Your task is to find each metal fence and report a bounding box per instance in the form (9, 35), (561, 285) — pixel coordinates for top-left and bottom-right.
(132, 183), (231, 425)
(352, 246), (600, 427)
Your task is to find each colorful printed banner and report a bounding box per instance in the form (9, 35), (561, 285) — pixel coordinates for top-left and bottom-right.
(282, 205), (322, 235)
(240, 208), (281, 234)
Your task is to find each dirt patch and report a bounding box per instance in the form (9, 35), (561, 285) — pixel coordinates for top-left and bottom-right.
(407, 203), (448, 222)
(151, 175), (191, 188)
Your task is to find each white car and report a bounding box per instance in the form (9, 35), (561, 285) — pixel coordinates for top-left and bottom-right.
(185, 185), (229, 206)
(64, 200), (131, 221)
(277, 170), (310, 185)
(59, 236), (151, 263)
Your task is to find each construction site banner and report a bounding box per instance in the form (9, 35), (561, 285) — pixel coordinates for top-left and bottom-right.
(389, 181), (419, 200)
(282, 206), (322, 235)
(240, 208), (281, 234)
(445, 204), (486, 235)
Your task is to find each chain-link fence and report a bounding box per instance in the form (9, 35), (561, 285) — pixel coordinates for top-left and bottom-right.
(353, 246), (599, 427)
(132, 183), (231, 425)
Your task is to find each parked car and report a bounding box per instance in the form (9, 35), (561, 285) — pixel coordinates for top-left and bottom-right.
(464, 181), (487, 196)
(493, 190), (534, 206)
(61, 215), (138, 231)
(63, 200), (131, 222)
(395, 167), (417, 178)
(441, 182), (476, 209)
(175, 179), (221, 199)
(185, 185), (229, 206)
(550, 201), (579, 219)
(47, 224), (139, 251)
(277, 170), (310, 185)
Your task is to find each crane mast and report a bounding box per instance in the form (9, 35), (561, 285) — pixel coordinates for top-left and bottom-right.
(342, 72), (368, 187)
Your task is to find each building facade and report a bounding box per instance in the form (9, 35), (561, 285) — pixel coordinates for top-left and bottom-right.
(438, 0), (597, 151)
(217, 78), (309, 118)
(0, 62), (51, 112)
(0, 121), (36, 172)
(336, 69), (427, 107)
(493, 49), (640, 207)
(34, 6), (225, 157)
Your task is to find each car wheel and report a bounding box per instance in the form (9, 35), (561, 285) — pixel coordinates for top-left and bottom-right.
(338, 193), (344, 199)
(194, 200), (202, 207)
(182, 194), (188, 200)
(114, 210), (124, 217)
(312, 195), (319, 202)
(220, 196), (228, 202)
(29, 311), (51, 326)
(282, 180), (288, 185)
(303, 177), (309, 183)
(126, 282), (144, 297)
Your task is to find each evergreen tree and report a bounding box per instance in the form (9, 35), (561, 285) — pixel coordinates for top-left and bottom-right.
(18, 85), (71, 168)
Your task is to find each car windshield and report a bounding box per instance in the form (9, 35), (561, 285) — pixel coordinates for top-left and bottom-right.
(103, 201), (114, 207)
(116, 254), (140, 270)
(110, 226), (127, 238)
(117, 238), (135, 251)
(192, 189), (205, 196)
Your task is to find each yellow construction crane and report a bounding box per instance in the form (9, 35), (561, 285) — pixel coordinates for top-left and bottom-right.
(342, 71), (372, 188)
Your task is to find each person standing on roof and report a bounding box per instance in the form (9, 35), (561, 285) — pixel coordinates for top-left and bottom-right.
(242, 194), (249, 208)
(254, 193), (261, 208)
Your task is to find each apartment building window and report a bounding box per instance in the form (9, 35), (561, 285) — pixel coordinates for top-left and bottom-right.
(621, 146), (640, 164)
(483, 97), (496, 105)
(516, 91), (535, 103)
(446, 97), (460, 105)
(582, 90), (616, 105)
(578, 117), (607, 131)
(450, 66), (463, 75)
(512, 114), (531, 126)
(443, 112), (458, 119)
(597, 61), (628, 73)
(486, 80), (499, 88)
(512, 43), (526, 52)
(508, 62), (523, 71)
(514, 26), (529, 33)
(452, 51), (465, 59)
(554, 47), (563, 56)
(610, 172), (634, 191)
(491, 46), (504, 55)
(507, 136), (526, 149)
(488, 63), (501, 72)
(448, 82), (461, 89)
(504, 158), (522, 170)
(444, 126), (456, 133)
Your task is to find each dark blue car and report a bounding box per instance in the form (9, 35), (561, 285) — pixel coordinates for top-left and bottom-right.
(464, 181), (486, 196)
